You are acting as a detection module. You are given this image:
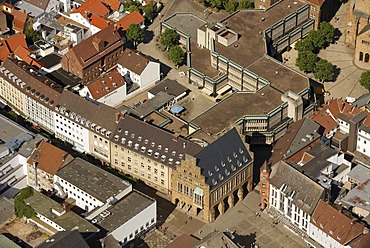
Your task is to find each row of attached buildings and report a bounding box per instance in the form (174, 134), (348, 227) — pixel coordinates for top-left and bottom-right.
(0, 53), (254, 223)
(259, 98), (370, 248)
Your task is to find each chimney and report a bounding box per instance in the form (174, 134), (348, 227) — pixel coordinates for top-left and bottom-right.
(92, 37), (104, 52)
(172, 133), (179, 142)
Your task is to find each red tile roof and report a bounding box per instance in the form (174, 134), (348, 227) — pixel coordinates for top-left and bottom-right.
(12, 9), (27, 33)
(311, 98), (362, 134)
(87, 69), (125, 99)
(312, 200), (365, 245)
(89, 13), (111, 29)
(102, 0), (120, 10)
(116, 11), (144, 31)
(27, 140), (72, 176)
(0, 33), (27, 61)
(117, 48), (151, 75)
(14, 45), (42, 68)
(73, 0), (110, 17)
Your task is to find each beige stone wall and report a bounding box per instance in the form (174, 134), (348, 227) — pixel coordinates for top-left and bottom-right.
(354, 29), (370, 62)
(89, 132), (111, 163)
(27, 163), (53, 191)
(110, 142), (172, 194)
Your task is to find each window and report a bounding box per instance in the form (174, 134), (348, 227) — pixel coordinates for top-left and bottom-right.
(128, 157), (131, 162)
(154, 169), (158, 174)
(128, 165), (131, 170)
(161, 171), (164, 177)
(148, 165), (151, 171)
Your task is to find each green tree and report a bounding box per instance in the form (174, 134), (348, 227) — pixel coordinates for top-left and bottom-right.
(314, 59), (334, 82)
(24, 26), (43, 44)
(210, 0), (223, 9)
(296, 51), (317, 73)
(238, 0), (252, 9)
(126, 24), (144, 48)
(168, 45), (185, 68)
(224, 0), (238, 13)
(318, 21), (335, 44)
(160, 29), (179, 50)
(14, 187), (36, 218)
(294, 38), (314, 53)
(143, 2), (156, 22)
(359, 71), (370, 92)
(307, 31), (325, 50)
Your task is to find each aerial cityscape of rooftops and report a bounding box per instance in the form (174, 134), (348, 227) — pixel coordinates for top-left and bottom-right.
(1, 0), (370, 247)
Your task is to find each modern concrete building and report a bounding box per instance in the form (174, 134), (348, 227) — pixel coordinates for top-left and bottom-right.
(161, 0), (315, 144)
(171, 128), (253, 222)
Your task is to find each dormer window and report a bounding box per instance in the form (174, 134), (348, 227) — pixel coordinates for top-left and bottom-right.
(158, 145), (162, 150)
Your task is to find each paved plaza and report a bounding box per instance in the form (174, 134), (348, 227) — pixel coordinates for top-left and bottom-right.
(284, 2), (369, 100)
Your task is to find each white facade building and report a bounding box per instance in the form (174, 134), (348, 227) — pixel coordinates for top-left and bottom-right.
(268, 161), (325, 234)
(53, 111), (90, 153)
(357, 127), (370, 157)
(117, 49), (160, 89)
(54, 158), (132, 212)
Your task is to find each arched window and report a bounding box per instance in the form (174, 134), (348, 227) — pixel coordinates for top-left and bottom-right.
(365, 53), (369, 63)
(359, 52), (364, 61)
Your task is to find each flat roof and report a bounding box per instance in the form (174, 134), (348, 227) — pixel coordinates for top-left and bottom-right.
(24, 190), (98, 233)
(0, 114), (35, 152)
(38, 54), (61, 68)
(342, 179), (370, 213)
(163, 13), (207, 40)
(347, 164), (370, 183)
(45, 68), (81, 88)
(133, 92), (174, 118)
(56, 158), (131, 203)
(191, 87), (283, 135)
(0, 197), (13, 226)
(97, 191), (155, 232)
(148, 79), (189, 98)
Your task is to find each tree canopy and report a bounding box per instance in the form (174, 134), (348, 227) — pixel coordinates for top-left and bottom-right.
(126, 24), (144, 47)
(160, 29), (179, 50)
(224, 0), (238, 13)
(318, 22), (335, 44)
(295, 38), (315, 53)
(359, 71), (370, 92)
(14, 187), (36, 218)
(314, 59), (334, 82)
(168, 46), (185, 67)
(143, 2), (156, 22)
(296, 51), (317, 73)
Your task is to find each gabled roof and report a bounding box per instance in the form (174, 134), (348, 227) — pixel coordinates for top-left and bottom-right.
(73, 0), (110, 16)
(0, 11), (7, 33)
(195, 128), (253, 191)
(12, 9), (27, 33)
(27, 140), (72, 176)
(65, 25), (123, 68)
(269, 160), (324, 215)
(87, 69), (125, 100)
(312, 200), (365, 245)
(102, 0), (121, 10)
(0, 33), (27, 61)
(311, 98), (361, 134)
(89, 12), (111, 29)
(116, 11), (144, 31)
(14, 45), (42, 68)
(117, 48), (152, 75)
(26, 0), (51, 11)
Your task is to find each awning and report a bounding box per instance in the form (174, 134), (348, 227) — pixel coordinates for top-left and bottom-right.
(170, 105), (185, 114)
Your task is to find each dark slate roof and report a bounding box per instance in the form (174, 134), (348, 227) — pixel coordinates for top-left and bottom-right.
(292, 143), (338, 181)
(111, 115), (202, 168)
(133, 91), (174, 118)
(38, 54), (62, 68)
(148, 79), (189, 98)
(45, 68), (82, 88)
(195, 128), (253, 191)
(270, 161), (325, 215)
(37, 231), (89, 248)
(353, 93), (370, 108)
